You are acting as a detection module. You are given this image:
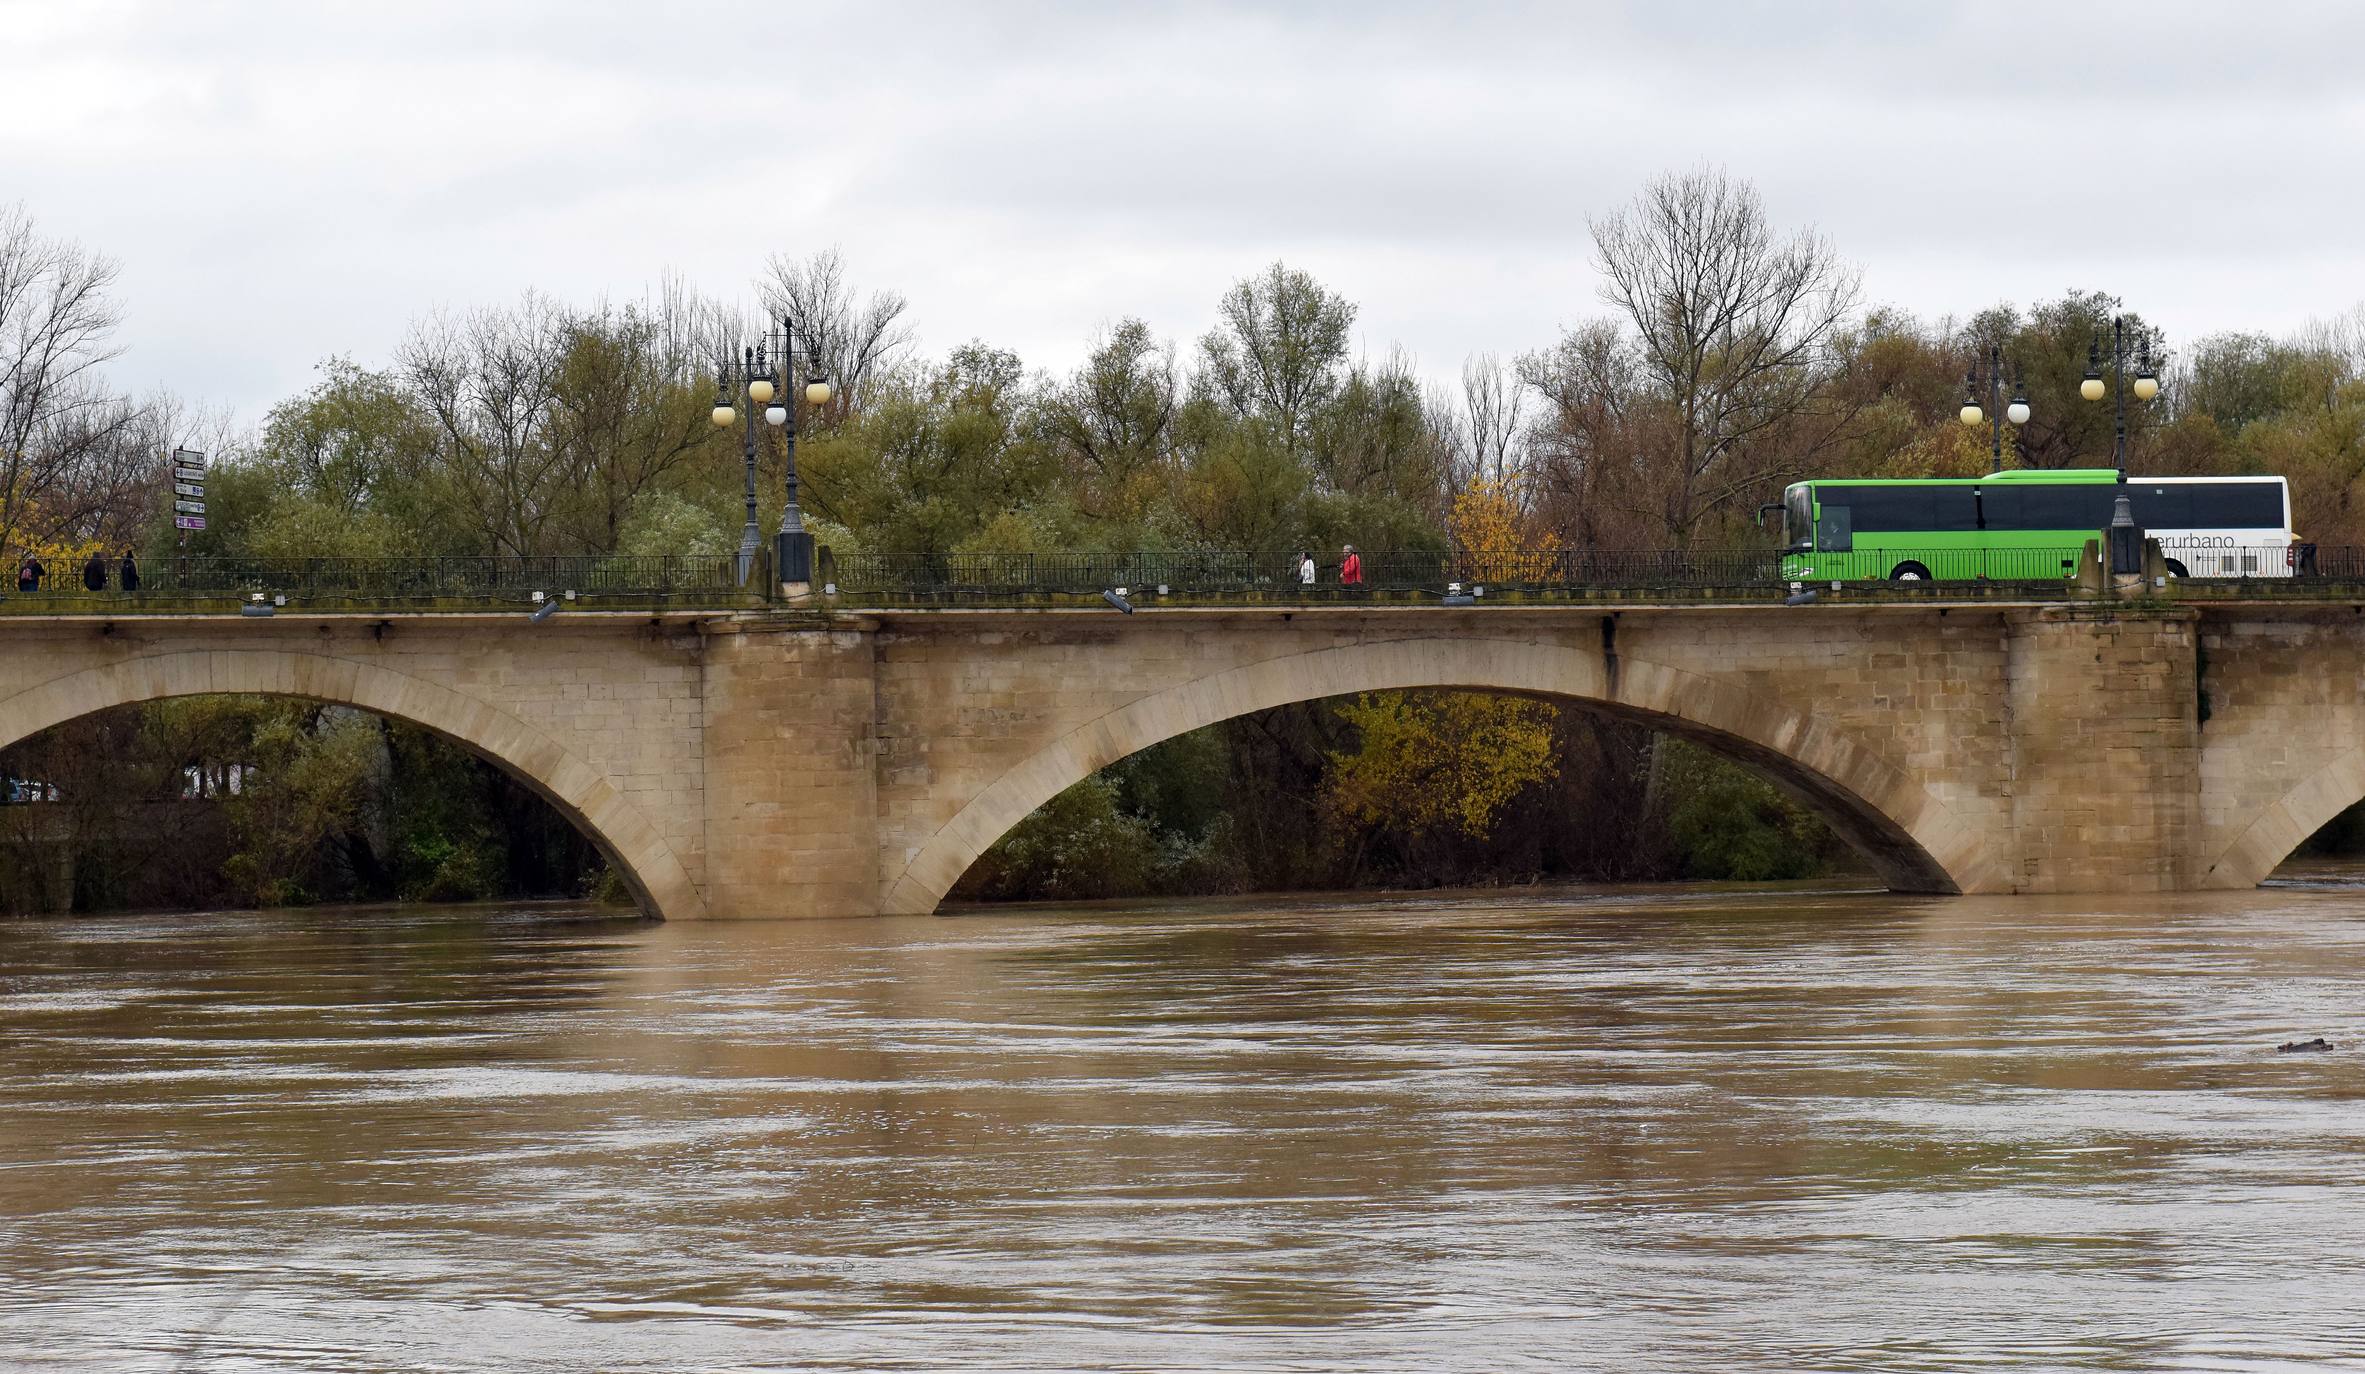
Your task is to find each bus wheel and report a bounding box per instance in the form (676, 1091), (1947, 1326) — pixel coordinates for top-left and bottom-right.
(1889, 561), (1931, 581)
(2165, 559), (2190, 578)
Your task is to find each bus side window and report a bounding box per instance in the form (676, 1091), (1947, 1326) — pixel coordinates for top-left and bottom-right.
(1932, 487), (1978, 532)
(2014, 484), (2112, 530)
(2199, 481), (2285, 530)
(2133, 485), (2191, 528)
(1816, 505), (1852, 552)
(1822, 485), (1928, 531)
(1979, 483), (2115, 531)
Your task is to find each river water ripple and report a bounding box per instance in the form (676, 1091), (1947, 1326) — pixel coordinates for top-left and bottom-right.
(6, 882), (2365, 1370)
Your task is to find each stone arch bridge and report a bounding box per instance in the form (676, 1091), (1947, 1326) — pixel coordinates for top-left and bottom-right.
(0, 602), (2351, 917)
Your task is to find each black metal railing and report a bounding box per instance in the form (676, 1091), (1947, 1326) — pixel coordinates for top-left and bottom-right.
(825, 549), (1805, 598)
(12, 544), (2365, 614)
(827, 544), (2365, 600)
(2, 554), (747, 606)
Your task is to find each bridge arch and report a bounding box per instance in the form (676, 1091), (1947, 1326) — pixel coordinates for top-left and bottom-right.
(0, 649), (705, 919)
(882, 635), (2006, 913)
(2201, 747), (2365, 890)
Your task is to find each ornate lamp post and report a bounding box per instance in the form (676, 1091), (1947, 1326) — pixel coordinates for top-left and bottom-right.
(2081, 315), (2160, 470)
(710, 318), (832, 589)
(1956, 344), (2030, 469)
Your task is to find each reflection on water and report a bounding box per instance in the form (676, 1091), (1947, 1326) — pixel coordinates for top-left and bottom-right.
(6, 882), (2365, 1370)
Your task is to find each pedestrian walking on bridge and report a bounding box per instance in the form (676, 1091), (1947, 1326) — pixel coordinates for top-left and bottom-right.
(82, 553), (107, 592)
(1340, 545), (1364, 590)
(119, 550), (140, 592)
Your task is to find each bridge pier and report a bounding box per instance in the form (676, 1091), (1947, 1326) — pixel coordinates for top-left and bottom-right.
(696, 620), (882, 919)
(2002, 607), (2200, 893)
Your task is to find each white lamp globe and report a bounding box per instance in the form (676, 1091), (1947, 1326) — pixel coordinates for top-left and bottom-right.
(2007, 401), (2031, 425)
(1958, 403), (1982, 426)
(764, 404), (788, 426)
(2080, 377), (2107, 401)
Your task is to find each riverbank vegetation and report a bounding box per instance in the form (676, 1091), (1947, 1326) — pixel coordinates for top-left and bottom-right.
(10, 168), (2365, 913)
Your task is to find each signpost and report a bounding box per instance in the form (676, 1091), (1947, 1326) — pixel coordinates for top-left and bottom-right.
(172, 447), (207, 576)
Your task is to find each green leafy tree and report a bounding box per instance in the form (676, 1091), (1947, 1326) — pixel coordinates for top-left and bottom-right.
(255, 358), (438, 519)
(1975, 292), (2164, 470)
(810, 343), (1055, 553)
(954, 774), (1161, 901)
(614, 491), (734, 559)
(542, 303), (726, 553)
(1197, 262), (1356, 460)
(1658, 738), (1838, 881)
(1034, 317), (1177, 531)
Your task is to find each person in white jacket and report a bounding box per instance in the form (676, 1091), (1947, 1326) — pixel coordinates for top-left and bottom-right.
(1297, 551), (1316, 586)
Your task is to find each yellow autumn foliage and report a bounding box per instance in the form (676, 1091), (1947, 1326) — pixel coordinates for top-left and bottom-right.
(1326, 690), (1560, 841)
(1876, 415), (2007, 479)
(2, 475), (106, 566)
(1449, 474), (1559, 582)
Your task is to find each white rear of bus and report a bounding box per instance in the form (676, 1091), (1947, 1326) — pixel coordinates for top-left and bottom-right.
(2125, 476), (2294, 577)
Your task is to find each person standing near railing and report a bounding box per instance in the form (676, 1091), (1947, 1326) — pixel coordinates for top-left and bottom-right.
(119, 550), (139, 592)
(15, 555), (43, 593)
(81, 553), (106, 592)
(1297, 551), (1316, 587)
(1340, 545), (1364, 590)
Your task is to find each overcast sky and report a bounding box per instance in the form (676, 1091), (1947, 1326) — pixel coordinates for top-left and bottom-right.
(5, 0), (2361, 423)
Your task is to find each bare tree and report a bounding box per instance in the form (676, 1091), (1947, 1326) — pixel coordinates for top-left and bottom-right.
(1521, 319), (1658, 549)
(2296, 304), (2365, 390)
(654, 270), (745, 386)
(13, 390), (157, 555)
(759, 249), (914, 418)
(1587, 167), (1861, 544)
(0, 205), (146, 555)
(400, 296), (567, 556)
(1460, 352), (1525, 483)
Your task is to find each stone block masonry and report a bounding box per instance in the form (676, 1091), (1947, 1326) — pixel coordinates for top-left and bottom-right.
(0, 601), (2352, 918)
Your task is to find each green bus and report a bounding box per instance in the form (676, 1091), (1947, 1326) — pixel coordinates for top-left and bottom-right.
(1772, 469), (2296, 582)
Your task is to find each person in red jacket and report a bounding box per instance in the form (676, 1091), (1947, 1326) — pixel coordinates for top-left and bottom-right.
(1340, 544), (1364, 588)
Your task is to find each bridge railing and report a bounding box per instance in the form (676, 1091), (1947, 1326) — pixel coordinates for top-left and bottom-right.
(13, 545), (2365, 614)
(824, 545), (2365, 602)
(822, 547), (2095, 599)
(825, 549), (1805, 598)
(1, 555), (749, 608)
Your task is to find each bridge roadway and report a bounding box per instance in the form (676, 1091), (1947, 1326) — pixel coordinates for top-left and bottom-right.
(0, 597), (2354, 918)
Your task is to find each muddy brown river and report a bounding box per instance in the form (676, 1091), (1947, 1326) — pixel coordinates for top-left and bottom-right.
(5, 879), (2365, 1370)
